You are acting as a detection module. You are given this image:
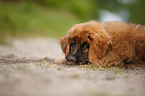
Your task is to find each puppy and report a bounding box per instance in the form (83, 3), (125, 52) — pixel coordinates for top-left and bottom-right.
(59, 20), (145, 67)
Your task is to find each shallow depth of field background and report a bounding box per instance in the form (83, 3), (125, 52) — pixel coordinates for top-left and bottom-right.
(0, 0), (145, 43)
(0, 1), (145, 96)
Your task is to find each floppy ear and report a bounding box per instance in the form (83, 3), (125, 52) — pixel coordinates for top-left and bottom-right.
(60, 35), (70, 58)
(89, 30), (112, 60)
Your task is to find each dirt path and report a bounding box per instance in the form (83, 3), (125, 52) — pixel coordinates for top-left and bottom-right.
(0, 38), (145, 96)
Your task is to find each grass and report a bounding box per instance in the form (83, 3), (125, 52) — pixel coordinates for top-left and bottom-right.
(80, 65), (97, 70)
(79, 64), (124, 72)
(39, 60), (52, 69)
(80, 64), (128, 78)
(0, 2), (81, 43)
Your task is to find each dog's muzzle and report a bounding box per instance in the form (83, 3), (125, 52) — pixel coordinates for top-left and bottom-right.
(65, 56), (76, 65)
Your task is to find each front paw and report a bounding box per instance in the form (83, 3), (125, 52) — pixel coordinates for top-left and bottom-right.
(55, 58), (66, 64)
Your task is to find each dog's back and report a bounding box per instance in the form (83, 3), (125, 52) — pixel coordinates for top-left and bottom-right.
(103, 21), (145, 62)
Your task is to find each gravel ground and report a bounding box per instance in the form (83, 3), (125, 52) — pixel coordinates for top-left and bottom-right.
(0, 38), (145, 96)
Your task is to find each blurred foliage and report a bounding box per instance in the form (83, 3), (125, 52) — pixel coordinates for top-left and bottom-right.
(125, 0), (145, 24)
(36, 0), (97, 19)
(0, 0), (145, 43)
(96, 0), (145, 24)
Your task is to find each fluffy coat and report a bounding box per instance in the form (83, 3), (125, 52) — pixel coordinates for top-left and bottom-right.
(60, 20), (145, 67)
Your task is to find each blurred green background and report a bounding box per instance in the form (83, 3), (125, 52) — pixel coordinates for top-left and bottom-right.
(0, 0), (145, 43)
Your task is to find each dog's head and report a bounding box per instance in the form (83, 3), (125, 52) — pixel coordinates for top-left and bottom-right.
(60, 20), (112, 65)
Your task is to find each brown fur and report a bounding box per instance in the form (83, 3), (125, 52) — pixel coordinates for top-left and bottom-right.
(60, 20), (145, 68)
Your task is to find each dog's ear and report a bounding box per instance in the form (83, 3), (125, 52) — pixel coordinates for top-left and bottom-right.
(89, 30), (112, 60)
(60, 35), (70, 58)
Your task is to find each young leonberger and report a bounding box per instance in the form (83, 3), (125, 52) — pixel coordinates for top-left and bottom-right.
(59, 20), (145, 68)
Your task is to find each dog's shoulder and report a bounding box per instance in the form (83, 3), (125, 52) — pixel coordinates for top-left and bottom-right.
(102, 21), (145, 40)
(102, 21), (129, 34)
(103, 21), (145, 34)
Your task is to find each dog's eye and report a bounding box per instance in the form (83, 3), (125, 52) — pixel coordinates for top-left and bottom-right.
(84, 45), (89, 49)
(70, 38), (76, 46)
(83, 43), (89, 49)
(70, 43), (75, 46)
(70, 41), (75, 46)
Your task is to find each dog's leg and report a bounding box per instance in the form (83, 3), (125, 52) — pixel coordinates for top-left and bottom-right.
(55, 58), (66, 64)
(92, 50), (125, 68)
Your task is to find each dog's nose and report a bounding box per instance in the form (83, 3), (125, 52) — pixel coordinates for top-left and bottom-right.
(66, 56), (76, 64)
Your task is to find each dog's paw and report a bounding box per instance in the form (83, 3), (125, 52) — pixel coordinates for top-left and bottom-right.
(55, 58), (66, 64)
